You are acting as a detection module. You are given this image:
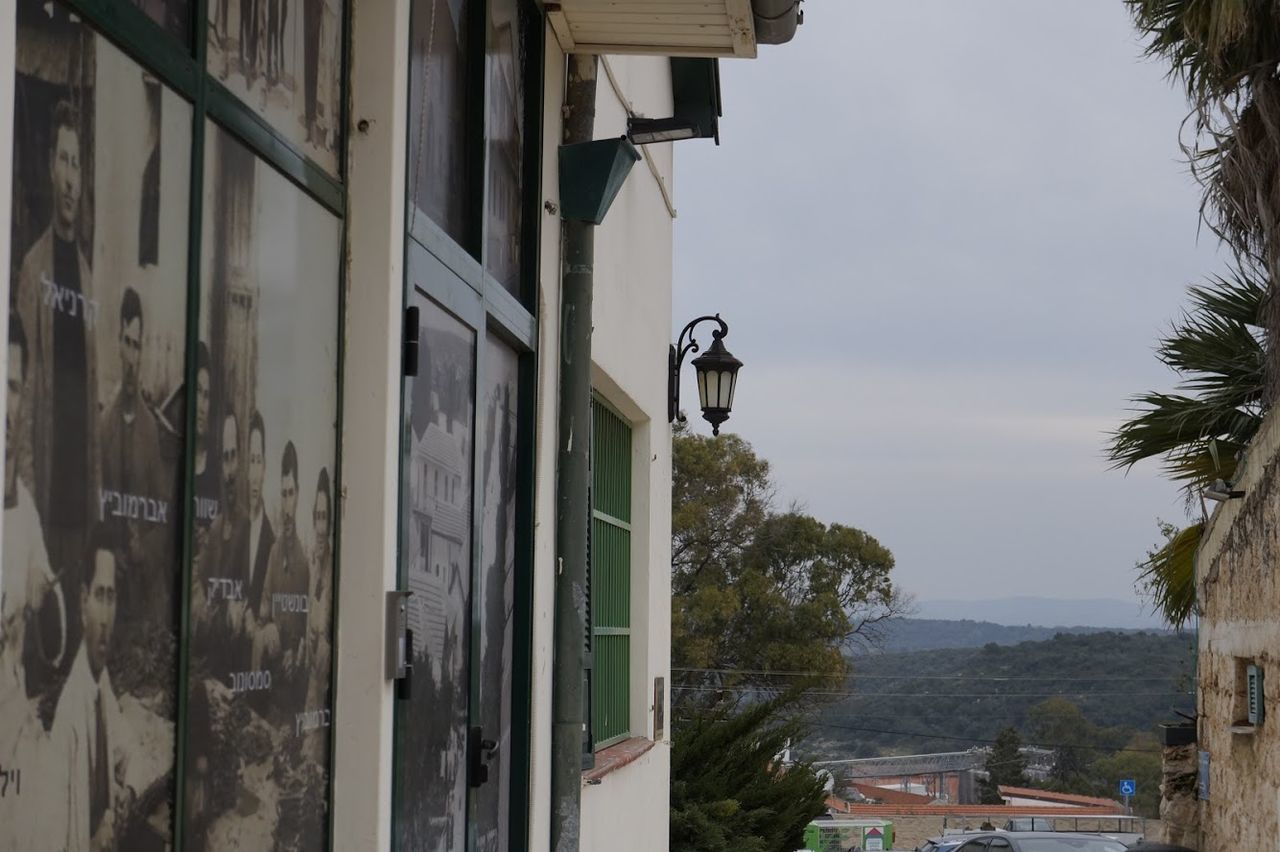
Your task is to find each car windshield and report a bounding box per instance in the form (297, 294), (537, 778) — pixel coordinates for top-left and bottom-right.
(1016, 840), (1128, 852)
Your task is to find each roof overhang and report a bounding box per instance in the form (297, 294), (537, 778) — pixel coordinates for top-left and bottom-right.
(544, 0), (780, 58)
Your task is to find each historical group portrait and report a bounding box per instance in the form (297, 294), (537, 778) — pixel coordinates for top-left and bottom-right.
(3, 1), (192, 849)
(182, 122), (340, 852)
(206, 0), (345, 175)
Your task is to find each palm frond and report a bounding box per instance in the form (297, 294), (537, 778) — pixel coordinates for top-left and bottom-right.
(1108, 264), (1267, 496)
(1137, 522), (1204, 629)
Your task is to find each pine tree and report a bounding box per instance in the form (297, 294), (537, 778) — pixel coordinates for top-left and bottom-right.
(978, 726), (1028, 804)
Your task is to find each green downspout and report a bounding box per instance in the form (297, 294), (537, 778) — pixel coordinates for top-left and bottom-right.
(552, 52), (599, 852)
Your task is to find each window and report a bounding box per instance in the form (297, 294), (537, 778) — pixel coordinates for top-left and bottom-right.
(3, 0), (348, 849)
(1233, 657), (1266, 727)
(590, 396), (633, 749)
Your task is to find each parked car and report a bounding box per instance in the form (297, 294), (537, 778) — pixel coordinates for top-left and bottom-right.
(938, 832), (1129, 852)
(918, 835), (987, 852)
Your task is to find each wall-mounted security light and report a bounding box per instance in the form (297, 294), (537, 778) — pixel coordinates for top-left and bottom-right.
(627, 58), (722, 146)
(669, 314), (742, 436)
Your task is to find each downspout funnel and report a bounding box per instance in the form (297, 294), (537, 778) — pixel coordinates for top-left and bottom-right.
(559, 137), (640, 225)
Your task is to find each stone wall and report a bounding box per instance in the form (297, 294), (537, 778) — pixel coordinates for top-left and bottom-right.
(1195, 403), (1280, 850)
(1156, 743), (1199, 846)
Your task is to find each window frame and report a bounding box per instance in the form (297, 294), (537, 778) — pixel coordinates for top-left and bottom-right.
(390, 0), (545, 849)
(15, 0), (353, 847)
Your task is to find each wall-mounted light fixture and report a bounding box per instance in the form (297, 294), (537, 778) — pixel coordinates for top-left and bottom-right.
(1204, 478), (1245, 502)
(669, 314), (742, 436)
(627, 58), (722, 146)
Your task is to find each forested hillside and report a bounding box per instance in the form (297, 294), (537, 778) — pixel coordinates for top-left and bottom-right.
(810, 630), (1195, 757)
(874, 618), (1169, 653)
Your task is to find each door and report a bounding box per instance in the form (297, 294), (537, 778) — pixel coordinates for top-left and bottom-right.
(394, 242), (523, 851)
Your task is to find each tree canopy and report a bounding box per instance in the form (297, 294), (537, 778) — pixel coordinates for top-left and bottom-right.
(670, 690), (830, 852)
(978, 726), (1028, 804)
(672, 426), (902, 702)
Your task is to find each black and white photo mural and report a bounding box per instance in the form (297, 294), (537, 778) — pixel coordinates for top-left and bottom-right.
(3, 2), (192, 848)
(398, 297), (475, 852)
(206, 0), (345, 175)
(130, 0), (192, 41)
(475, 335), (519, 852)
(182, 122), (340, 851)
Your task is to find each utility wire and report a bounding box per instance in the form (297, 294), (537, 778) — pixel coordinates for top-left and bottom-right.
(672, 666), (1185, 682)
(810, 721), (1164, 755)
(671, 685), (1192, 699)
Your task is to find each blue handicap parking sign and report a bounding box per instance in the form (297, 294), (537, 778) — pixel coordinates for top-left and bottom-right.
(1119, 779), (1137, 796)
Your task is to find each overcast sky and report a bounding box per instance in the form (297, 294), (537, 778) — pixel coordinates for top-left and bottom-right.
(672, 1), (1223, 611)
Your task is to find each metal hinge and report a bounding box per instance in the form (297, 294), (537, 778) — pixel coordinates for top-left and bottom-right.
(403, 305), (420, 377)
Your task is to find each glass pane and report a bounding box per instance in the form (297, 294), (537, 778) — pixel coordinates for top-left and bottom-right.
(131, 0), (192, 41)
(398, 295), (474, 852)
(475, 335), (518, 850)
(408, 0), (473, 246)
(184, 122), (340, 851)
(484, 0), (527, 297)
(206, 0), (346, 176)
(4, 4), (191, 848)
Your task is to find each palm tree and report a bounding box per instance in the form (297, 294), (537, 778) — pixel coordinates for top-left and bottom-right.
(1108, 262), (1266, 626)
(1127, 0), (1280, 387)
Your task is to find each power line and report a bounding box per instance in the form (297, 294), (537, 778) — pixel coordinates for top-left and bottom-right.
(811, 721), (1164, 755)
(671, 685), (1192, 699)
(672, 666), (1186, 682)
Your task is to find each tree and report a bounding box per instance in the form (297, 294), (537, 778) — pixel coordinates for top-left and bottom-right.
(1127, 1), (1280, 390)
(978, 727), (1028, 804)
(1028, 697), (1095, 785)
(1107, 264), (1266, 626)
(1091, 735), (1163, 819)
(670, 689), (829, 852)
(672, 426), (905, 704)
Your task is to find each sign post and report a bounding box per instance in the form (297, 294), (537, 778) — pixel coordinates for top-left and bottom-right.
(1119, 779), (1137, 814)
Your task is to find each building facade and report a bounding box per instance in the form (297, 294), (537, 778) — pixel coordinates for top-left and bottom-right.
(1190, 400), (1280, 850)
(0, 1), (797, 850)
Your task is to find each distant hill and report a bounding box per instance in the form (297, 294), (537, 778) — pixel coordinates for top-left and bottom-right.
(810, 630), (1196, 760)
(873, 617), (1170, 653)
(913, 597), (1167, 630)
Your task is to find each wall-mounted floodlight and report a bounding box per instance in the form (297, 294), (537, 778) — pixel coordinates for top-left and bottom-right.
(626, 58), (722, 146)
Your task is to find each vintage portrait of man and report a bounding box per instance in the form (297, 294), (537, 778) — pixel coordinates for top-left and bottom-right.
(255, 440), (309, 714)
(0, 315), (67, 849)
(15, 97), (100, 687)
(51, 526), (136, 852)
(302, 466), (332, 762)
(192, 409), (249, 665)
(99, 287), (173, 633)
(245, 409), (274, 651)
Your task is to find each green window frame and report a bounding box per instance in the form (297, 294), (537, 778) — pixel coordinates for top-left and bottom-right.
(11, 0), (352, 848)
(590, 395), (632, 749)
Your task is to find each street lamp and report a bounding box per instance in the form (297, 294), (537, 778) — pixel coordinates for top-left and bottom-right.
(669, 314), (742, 435)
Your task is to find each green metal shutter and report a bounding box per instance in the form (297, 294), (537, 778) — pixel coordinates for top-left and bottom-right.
(591, 397), (632, 748)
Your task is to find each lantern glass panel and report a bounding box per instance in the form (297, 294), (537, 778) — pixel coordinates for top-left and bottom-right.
(700, 368), (721, 412)
(720, 369), (738, 410)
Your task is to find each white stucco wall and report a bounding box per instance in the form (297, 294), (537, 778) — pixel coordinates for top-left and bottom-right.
(331, 0), (410, 849)
(531, 38), (675, 852)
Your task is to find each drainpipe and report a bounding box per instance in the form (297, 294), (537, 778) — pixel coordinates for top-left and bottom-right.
(552, 51), (599, 852)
